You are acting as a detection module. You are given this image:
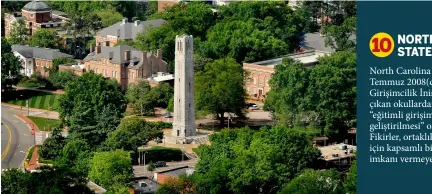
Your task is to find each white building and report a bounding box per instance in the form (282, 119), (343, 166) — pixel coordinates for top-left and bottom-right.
(13, 51), (34, 77)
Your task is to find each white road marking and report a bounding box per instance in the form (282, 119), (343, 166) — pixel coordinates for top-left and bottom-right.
(23, 134), (29, 136)
(19, 151), (26, 154)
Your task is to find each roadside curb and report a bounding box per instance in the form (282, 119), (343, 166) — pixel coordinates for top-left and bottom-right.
(15, 114), (41, 132)
(1, 103), (59, 116)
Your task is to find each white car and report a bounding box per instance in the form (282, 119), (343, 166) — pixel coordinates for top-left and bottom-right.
(248, 105), (260, 110)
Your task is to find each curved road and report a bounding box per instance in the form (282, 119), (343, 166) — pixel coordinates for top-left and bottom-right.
(1, 105), (33, 170)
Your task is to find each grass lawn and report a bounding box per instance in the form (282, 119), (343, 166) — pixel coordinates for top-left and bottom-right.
(17, 81), (40, 88)
(5, 90), (61, 111)
(28, 116), (60, 131)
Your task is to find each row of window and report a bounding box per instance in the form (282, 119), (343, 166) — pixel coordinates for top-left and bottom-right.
(36, 61), (49, 68)
(247, 77), (270, 86)
(93, 68), (137, 79)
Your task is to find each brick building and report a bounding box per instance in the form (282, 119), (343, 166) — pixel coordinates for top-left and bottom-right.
(4, 1), (68, 37)
(158, 0), (181, 12)
(95, 18), (166, 47)
(82, 44), (168, 91)
(12, 44), (73, 77)
(243, 50), (330, 101)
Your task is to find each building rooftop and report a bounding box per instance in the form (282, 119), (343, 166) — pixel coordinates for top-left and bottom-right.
(318, 143), (356, 161)
(247, 50), (330, 67)
(160, 167), (195, 177)
(23, 1), (52, 12)
(149, 73), (174, 82)
(83, 44), (162, 68)
(12, 45), (73, 60)
(133, 178), (159, 194)
(97, 18), (166, 40)
(300, 32), (357, 52)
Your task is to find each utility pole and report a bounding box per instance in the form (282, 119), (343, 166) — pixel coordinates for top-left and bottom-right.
(182, 142), (184, 162)
(27, 99), (29, 116)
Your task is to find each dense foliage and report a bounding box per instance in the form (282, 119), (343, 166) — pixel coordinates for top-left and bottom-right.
(195, 58), (246, 125)
(1, 38), (22, 87)
(279, 169), (344, 194)
(126, 81), (173, 115)
(265, 51), (356, 138)
(192, 126), (321, 194)
(59, 72), (126, 147)
(89, 150), (133, 191)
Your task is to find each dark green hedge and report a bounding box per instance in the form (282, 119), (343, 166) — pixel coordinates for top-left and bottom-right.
(135, 146), (187, 164)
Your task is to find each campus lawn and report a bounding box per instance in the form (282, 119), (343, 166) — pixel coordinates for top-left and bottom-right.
(27, 116), (60, 131)
(5, 90), (61, 111)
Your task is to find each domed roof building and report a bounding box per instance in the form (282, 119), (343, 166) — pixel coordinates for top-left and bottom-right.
(22, 1), (52, 12)
(4, 1), (68, 37)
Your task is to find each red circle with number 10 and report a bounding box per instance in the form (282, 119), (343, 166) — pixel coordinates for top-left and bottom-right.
(369, 32), (395, 58)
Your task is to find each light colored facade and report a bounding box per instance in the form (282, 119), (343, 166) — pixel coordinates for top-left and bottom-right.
(81, 44), (167, 91)
(243, 50), (330, 101)
(172, 35), (196, 141)
(12, 45), (73, 77)
(4, 1), (68, 37)
(158, 0), (181, 12)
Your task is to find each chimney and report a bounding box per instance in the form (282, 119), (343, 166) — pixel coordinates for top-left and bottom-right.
(134, 20), (140, 26)
(124, 50), (131, 62)
(117, 29), (121, 37)
(122, 18), (127, 25)
(96, 46), (101, 54)
(105, 41), (110, 47)
(157, 49), (162, 59)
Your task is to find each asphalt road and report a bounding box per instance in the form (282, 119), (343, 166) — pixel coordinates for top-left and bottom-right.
(1, 105), (34, 170)
(133, 160), (198, 177)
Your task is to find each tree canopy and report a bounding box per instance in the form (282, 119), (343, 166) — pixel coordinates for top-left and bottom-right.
(27, 29), (61, 49)
(59, 72), (125, 147)
(193, 126), (321, 194)
(126, 81), (173, 115)
(89, 150), (133, 191)
(104, 116), (163, 152)
(279, 169), (344, 194)
(1, 38), (22, 87)
(265, 51), (356, 138)
(195, 58), (246, 125)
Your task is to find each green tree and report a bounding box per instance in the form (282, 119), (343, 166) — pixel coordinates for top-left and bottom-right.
(195, 58), (246, 126)
(39, 126), (66, 160)
(104, 116), (163, 152)
(1, 168), (30, 194)
(125, 81), (154, 115)
(265, 52), (356, 138)
(107, 184), (131, 194)
(1, 38), (22, 87)
(26, 29), (61, 49)
(193, 126), (321, 194)
(324, 17), (356, 52)
(59, 72), (125, 147)
(96, 8), (124, 28)
(147, 161), (155, 172)
(57, 138), (92, 175)
(8, 19), (27, 45)
(305, 51), (356, 137)
(89, 150), (133, 190)
(149, 82), (174, 108)
(279, 169), (344, 194)
(264, 58), (310, 127)
(52, 57), (76, 72)
(48, 71), (76, 89)
(167, 96), (174, 113)
(345, 160), (357, 194)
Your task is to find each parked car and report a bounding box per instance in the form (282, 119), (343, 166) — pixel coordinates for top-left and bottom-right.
(248, 105), (260, 110)
(164, 113), (172, 118)
(152, 161), (167, 168)
(245, 103), (256, 108)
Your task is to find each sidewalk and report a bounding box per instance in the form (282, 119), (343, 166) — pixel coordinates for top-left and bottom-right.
(1, 103), (60, 120)
(15, 86), (65, 94)
(25, 146), (41, 171)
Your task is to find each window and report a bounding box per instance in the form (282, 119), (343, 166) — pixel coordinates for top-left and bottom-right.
(95, 68), (98, 73)
(253, 78), (257, 84)
(36, 62), (39, 66)
(189, 103), (190, 108)
(132, 72), (134, 79)
(259, 79), (263, 86)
